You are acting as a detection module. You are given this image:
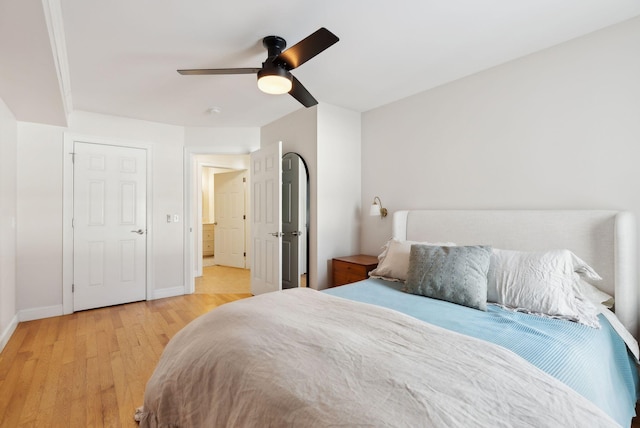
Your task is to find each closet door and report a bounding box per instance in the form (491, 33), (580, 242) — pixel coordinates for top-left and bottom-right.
(73, 141), (147, 310)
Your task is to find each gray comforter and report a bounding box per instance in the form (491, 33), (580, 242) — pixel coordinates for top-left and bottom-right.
(139, 288), (618, 427)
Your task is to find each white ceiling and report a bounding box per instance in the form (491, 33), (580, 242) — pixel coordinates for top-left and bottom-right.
(2, 1), (640, 128)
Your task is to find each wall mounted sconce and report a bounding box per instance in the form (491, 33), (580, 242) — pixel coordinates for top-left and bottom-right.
(369, 196), (388, 218)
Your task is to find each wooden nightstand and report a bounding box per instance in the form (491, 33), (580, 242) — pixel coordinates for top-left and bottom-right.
(332, 255), (379, 287)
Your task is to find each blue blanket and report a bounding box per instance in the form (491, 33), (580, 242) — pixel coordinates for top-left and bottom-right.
(324, 278), (639, 427)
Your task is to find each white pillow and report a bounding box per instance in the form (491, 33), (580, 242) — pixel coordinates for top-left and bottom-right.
(576, 279), (614, 309)
(487, 249), (601, 328)
(369, 239), (456, 282)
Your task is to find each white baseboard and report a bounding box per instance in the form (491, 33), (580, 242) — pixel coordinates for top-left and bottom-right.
(3, 290), (186, 348)
(152, 286), (186, 300)
(0, 314), (19, 353)
(18, 304), (64, 322)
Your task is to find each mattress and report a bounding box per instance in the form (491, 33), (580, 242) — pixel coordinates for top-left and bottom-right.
(324, 278), (640, 427)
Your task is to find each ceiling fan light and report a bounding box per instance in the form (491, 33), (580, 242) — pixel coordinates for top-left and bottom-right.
(257, 67), (292, 94)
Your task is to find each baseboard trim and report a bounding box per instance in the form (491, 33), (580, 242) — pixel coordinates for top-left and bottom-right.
(18, 305), (64, 322)
(0, 314), (19, 353)
(6, 289), (187, 337)
(152, 286), (186, 300)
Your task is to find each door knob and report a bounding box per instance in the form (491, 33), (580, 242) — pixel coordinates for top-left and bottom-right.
(131, 229), (145, 235)
(291, 231), (302, 236)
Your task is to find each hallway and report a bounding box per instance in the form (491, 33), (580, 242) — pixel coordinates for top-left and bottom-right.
(195, 264), (251, 295)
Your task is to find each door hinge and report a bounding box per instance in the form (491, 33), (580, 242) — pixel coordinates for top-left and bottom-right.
(72, 284), (75, 292)
(69, 152), (76, 163)
(243, 177), (246, 183)
(71, 218), (74, 228)
(243, 215), (246, 220)
(244, 252), (246, 257)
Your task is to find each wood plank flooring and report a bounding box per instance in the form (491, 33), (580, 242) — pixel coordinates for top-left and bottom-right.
(0, 292), (250, 427)
(194, 265), (251, 294)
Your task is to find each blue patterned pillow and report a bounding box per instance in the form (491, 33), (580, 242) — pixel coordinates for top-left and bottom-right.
(405, 244), (492, 311)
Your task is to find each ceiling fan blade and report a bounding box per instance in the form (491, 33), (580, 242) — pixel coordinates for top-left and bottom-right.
(289, 75), (317, 108)
(275, 27), (339, 70)
(177, 68), (261, 75)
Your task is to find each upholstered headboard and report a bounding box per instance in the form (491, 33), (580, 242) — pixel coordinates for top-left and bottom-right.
(392, 210), (638, 336)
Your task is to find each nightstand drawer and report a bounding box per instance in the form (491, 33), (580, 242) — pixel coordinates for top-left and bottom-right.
(332, 255), (378, 287)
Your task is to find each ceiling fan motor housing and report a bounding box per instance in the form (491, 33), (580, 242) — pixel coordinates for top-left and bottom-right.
(263, 35), (287, 60)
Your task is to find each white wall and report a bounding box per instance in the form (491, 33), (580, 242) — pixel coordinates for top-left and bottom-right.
(16, 122), (66, 316)
(71, 112), (186, 298)
(261, 107), (319, 286)
(202, 167), (214, 224)
(185, 127), (260, 153)
(0, 96), (17, 351)
(14, 112), (261, 317)
(16, 111), (186, 317)
(261, 104), (361, 289)
(361, 16), (640, 258)
(317, 104), (362, 287)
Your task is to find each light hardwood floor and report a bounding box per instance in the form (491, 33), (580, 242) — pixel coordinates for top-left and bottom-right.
(0, 292), (251, 427)
(195, 265), (251, 294)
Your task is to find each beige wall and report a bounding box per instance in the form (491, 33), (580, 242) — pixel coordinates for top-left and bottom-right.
(361, 16), (640, 255)
(360, 17), (640, 328)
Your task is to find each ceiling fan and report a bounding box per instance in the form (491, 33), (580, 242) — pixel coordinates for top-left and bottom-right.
(178, 27), (339, 108)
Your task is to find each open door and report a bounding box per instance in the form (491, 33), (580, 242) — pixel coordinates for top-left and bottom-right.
(282, 153), (300, 289)
(250, 141), (282, 295)
(214, 170), (247, 268)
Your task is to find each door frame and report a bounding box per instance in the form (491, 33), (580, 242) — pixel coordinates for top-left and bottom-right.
(62, 133), (154, 315)
(183, 147), (251, 295)
(195, 163), (247, 276)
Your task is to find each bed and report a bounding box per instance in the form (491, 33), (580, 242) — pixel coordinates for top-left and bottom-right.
(138, 210), (639, 427)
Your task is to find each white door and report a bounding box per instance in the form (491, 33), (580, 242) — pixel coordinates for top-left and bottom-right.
(250, 141), (282, 295)
(214, 170), (246, 268)
(73, 142), (147, 311)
